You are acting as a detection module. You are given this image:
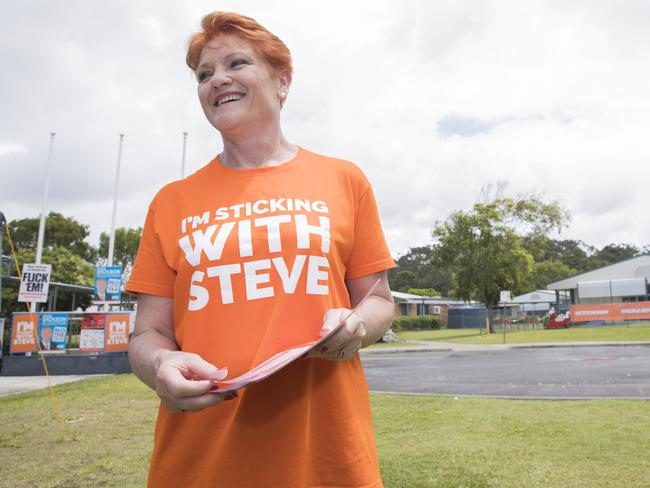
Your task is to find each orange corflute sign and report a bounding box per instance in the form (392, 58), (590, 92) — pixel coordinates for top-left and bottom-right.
(10, 313), (39, 353)
(104, 313), (130, 352)
(570, 301), (650, 322)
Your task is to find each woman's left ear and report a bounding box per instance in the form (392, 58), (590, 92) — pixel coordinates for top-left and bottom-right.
(278, 70), (292, 101)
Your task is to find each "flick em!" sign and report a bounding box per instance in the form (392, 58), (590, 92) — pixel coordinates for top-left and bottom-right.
(18, 263), (52, 303)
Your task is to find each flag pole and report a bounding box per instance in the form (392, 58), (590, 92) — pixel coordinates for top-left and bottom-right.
(180, 131), (188, 178)
(108, 133), (124, 266)
(35, 132), (56, 265)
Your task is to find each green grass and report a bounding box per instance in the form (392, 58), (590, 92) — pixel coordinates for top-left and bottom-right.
(1, 375), (649, 487)
(400, 324), (650, 345)
(0, 375), (155, 487)
(373, 394), (650, 487)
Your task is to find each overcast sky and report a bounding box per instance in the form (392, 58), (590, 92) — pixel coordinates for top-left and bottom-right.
(1, 0), (649, 258)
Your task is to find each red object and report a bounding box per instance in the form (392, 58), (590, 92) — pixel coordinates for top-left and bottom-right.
(544, 310), (570, 329)
(570, 301), (650, 323)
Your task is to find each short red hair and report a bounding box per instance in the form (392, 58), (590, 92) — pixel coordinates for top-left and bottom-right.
(186, 12), (293, 76)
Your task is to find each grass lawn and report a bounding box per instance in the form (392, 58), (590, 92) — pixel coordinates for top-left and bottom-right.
(400, 324), (650, 345)
(1, 375), (649, 487)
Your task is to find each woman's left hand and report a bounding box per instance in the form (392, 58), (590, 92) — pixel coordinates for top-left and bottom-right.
(308, 308), (367, 361)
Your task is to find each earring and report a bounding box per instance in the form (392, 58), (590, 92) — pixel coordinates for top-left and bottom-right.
(279, 91), (287, 98)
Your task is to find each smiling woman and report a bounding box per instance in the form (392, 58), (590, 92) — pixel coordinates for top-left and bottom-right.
(126, 11), (396, 488)
(193, 34), (290, 140)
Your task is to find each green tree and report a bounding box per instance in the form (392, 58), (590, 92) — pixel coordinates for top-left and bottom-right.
(4, 212), (96, 262)
(388, 270), (417, 292)
(524, 259), (576, 291)
(388, 246), (453, 294)
(1, 246), (94, 320)
(589, 243), (639, 270)
(98, 227), (142, 267)
(407, 288), (440, 297)
(431, 197), (569, 307)
(521, 236), (592, 273)
(15, 247), (94, 286)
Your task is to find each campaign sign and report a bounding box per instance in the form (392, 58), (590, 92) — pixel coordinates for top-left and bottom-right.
(18, 263), (51, 303)
(94, 266), (122, 303)
(105, 313), (130, 352)
(80, 329), (105, 352)
(10, 313), (39, 353)
(80, 313), (106, 352)
(39, 313), (69, 352)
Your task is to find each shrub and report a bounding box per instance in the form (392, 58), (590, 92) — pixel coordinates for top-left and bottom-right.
(407, 288), (440, 297)
(391, 315), (441, 332)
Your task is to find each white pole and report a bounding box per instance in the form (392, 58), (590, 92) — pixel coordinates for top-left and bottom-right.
(180, 131), (188, 178)
(35, 132), (56, 265)
(108, 133), (124, 266)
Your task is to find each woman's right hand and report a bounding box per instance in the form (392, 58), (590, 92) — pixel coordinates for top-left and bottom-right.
(153, 350), (232, 413)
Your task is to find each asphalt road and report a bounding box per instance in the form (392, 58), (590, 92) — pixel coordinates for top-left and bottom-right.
(362, 345), (650, 399)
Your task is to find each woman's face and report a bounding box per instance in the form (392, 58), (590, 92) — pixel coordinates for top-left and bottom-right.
(195, 34), (290, 136)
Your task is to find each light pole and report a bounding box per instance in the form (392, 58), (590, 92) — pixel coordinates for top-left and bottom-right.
(108, 133), (124, 266)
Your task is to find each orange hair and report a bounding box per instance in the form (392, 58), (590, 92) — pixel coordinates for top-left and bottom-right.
(186, 12), (293, 76)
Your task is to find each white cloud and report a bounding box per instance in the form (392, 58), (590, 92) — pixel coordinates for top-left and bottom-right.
(0, 142), (27, 157)
(1, 0), (649, 259)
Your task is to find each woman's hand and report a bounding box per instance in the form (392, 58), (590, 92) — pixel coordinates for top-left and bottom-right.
(308, 308), (367, 361)
(129, 294), (237, 413)
(153, 350), (233, 412)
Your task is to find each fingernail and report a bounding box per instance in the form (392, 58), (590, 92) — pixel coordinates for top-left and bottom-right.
(321, 347), (329, 354)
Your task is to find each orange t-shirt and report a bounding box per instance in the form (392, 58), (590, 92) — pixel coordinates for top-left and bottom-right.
(127, 147), (395, 488)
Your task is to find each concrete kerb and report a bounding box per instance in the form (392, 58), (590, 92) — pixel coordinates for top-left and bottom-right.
(361, 340), (650, 354)
(0, 375), (107, 398)
(369, 390), (650, 401)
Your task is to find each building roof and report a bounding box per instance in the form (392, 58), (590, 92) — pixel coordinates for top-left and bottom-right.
(498, 289), (569, 307)
(391, 291), (470, 305)
(547, 254), (650, 290)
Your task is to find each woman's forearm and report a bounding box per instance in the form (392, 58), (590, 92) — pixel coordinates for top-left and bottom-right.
(128, 329), (179, 391)
(356, 295), (395, 348)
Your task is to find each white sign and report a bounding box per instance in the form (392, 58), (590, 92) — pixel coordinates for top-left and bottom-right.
(18, 263), (52, 303)
(79, 329), (105, 351)
(500, 290), (512, 303)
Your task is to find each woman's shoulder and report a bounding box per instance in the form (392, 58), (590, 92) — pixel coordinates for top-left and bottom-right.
(148, 158), (216, 207)
(298, 147), (369, 182)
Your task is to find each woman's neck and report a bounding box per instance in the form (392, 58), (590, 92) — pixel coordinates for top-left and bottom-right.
(220, 129), (297, 169)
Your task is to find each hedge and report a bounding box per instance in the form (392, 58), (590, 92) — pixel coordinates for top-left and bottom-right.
(391, 315), (441, 332)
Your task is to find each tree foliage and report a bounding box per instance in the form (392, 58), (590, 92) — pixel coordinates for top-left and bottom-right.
(388, 246), (453, 294)
(15, 247), (95, 286)
(4, 212), (96, 262)
(523, 259), (576, 292)
(590, 244), (639, 270)
(407, 288), (440, 297)
(521, 236), (592, 273)
(98, 227), (142, 267)
(431, 197), (568, 307)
